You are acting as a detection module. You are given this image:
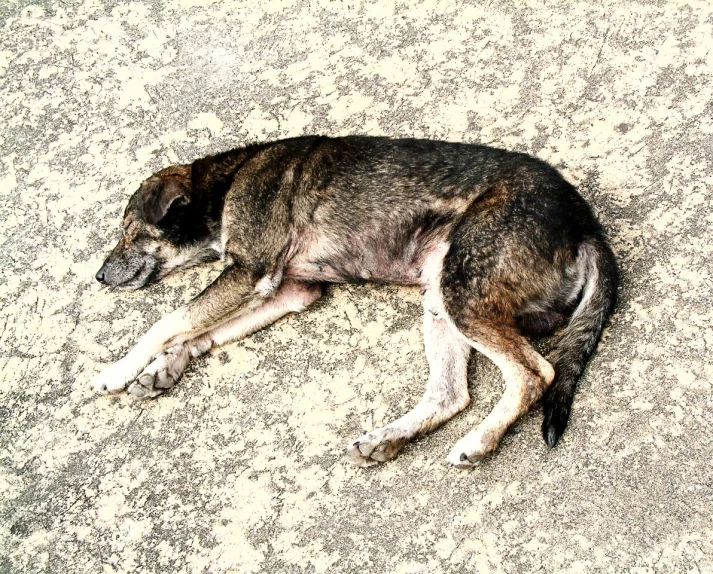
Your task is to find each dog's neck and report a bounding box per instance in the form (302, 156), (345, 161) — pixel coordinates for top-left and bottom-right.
(191, 144), (271, 224)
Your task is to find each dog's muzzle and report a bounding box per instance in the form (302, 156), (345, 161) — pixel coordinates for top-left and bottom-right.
(95, 255), (152, 288)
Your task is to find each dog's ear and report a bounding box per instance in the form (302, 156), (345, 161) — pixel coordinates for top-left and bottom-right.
(142, 176), (191, 225)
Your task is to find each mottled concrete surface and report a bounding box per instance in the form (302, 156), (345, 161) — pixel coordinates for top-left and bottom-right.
(1, 1), (712, 572)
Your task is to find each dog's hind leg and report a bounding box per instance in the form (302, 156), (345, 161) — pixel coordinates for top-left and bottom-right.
(444, 320), (554, 469)
(345, 300), (471, 467)
(438, 222), (557, 468)
(126, 281), (323, 399)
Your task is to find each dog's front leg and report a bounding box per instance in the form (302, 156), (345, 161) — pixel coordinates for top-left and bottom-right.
(91, 264), (264, 394)
(125, 280), (323, 399)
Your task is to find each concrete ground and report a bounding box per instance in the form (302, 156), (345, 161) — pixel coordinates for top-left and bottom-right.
(1, 1), (712, 572)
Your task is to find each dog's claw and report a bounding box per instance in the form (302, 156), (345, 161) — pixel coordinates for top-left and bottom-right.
(447, 451), (480, 470)
(446, 431), (495, 469)
(450, 452), (484, 470)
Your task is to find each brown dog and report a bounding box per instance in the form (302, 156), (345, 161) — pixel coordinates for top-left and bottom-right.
(92, 136), (617, 468)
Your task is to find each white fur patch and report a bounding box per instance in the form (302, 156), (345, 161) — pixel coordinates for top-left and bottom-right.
(254, 270), (283, 297)
(420, 241), (450, 289)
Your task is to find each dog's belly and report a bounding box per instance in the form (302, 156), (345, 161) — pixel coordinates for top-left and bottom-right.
(285, 258), (423, 285)
(284, 228), (448, 286)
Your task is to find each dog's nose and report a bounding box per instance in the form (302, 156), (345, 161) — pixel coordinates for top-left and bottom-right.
(96, 269), (106, 283)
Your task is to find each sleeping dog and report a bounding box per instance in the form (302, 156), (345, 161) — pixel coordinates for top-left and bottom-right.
(92, 136), (617, 468)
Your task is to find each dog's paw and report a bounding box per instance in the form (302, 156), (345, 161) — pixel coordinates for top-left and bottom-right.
(91, 357), (145, 395)
(126, 344), (191, 401)
(127, 377), (166, 400)
(345, 428), (408, 468)
(446, 430), (498, 469)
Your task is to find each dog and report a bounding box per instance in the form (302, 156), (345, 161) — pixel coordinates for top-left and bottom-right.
(92, 136), (617, 468)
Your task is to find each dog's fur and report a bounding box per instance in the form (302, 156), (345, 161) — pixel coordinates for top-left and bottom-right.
(92, 136), (617, 468)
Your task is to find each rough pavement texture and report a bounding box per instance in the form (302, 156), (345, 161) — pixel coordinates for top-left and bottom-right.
(1, 1), (712, 572)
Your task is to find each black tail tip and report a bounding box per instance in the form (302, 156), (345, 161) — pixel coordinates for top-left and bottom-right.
(542, 401), (571, 448)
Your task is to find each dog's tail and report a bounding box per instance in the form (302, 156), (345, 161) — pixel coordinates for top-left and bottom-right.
(542, 236), (618, 447)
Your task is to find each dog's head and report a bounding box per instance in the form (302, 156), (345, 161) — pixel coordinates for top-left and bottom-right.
(96, 165), (218, 289)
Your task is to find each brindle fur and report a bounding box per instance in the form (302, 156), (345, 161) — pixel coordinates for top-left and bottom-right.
(93, 136), (618, 468)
